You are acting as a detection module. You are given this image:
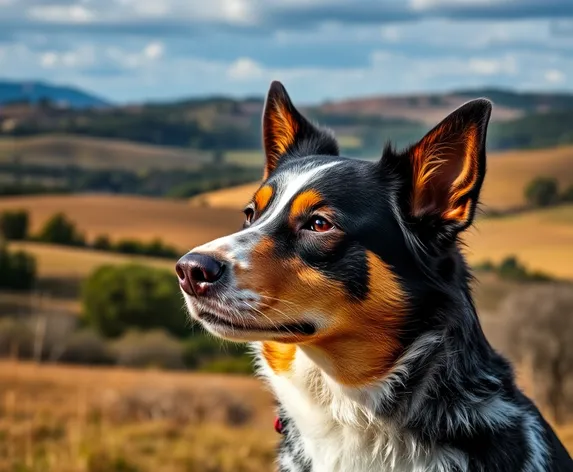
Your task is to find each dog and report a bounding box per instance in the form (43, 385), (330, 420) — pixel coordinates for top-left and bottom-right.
(176, 81), (573, 471)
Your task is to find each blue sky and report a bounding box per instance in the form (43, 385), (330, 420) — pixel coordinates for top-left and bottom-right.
(0, 0), (572, 103)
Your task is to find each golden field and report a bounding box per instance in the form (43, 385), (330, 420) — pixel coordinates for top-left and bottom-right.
(1, 198), (573, 280)
(0, 135), (210, 171)
(0, 360), (571, 472)
(0, 360), (276, 472)
(190, 145), (573, 212)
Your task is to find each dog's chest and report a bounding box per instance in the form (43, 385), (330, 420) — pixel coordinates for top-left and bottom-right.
(258, 347), (462, 472)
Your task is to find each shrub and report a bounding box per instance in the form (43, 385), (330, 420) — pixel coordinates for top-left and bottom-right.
(0, 245), (36, 290)
(0, 318), (34, 358)
(561, 185), (573, 203)
(59, 329), (113, 365)
(0, 210), (29, 240)
(500, 283), (573, 423)
(200, 356), (254, 375)
(114, 239), (146, 255)
(524, 177), (559, 207)
(36, 212), (85, 246)
(496, 256), (552, 282)
(82, 264), (185, 338)
(111, 329), (184, 369)
(92, 234), (112, 251)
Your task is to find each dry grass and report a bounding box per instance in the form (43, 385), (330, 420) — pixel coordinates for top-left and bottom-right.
(10, 242), (173, 280)
(2, 197), (572, 284)
(481, 146), (573, 210)
(0, 360), (276, 472)
(190, 145), (573, 211)
(0, 360), (570, 472)
(465, 205), (573, 279)
(0, 194), (243, 251)
(0, 135), (210, 171)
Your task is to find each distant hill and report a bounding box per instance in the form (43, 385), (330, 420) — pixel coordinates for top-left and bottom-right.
(1, 83), (573, 156)
(316, 88), (573, 125)
(0, 80), (109, 108)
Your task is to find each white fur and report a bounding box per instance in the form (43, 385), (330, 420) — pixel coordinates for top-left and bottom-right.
(255, 335), (469, 472)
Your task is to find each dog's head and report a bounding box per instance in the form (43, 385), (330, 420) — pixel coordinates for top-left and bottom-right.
(177, 81), (491, 386)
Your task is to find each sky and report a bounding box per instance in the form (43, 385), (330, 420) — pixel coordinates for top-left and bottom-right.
(0, 0), (572, 103)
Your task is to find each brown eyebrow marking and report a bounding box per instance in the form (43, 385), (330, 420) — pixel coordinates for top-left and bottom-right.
(253, 185), (274, 212)
(290, 189), (322, 223)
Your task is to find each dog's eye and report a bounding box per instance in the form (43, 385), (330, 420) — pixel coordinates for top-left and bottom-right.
(243, 207), (255, 227)
(304, 216), (334, 233)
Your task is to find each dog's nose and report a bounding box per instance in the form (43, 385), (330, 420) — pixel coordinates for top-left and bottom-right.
(176, 253), (225, 297)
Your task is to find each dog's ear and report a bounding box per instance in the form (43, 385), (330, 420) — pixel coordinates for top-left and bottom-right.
(262, 81), (339, 179)
(399, 99), (492, 233)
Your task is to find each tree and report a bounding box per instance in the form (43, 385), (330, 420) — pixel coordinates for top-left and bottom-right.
(561, 185), (573, 203)
(82, 264), (186, 338)
(524, 177), (559, 208)
(500, 283), (573, 424)
(0, 244), (36, 290)
(37, 212), (85, 246)
(0, 210), (29, 240)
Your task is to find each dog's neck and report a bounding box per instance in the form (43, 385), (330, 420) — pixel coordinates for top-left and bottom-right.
(255, 288), (525, 469)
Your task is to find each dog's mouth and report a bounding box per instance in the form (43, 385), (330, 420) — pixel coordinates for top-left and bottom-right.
(198, 311), (316, 337)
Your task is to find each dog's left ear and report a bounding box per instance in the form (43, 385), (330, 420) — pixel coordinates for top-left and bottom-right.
(399, 99), (492, 233)
(262, 81), (339, 179)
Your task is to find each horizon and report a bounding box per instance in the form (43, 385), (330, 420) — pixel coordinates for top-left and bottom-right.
(3, 78), (573, 107)
(0, 1), (572, 103)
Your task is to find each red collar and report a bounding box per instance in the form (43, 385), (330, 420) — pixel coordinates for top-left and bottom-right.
(274, 416), (285, 434)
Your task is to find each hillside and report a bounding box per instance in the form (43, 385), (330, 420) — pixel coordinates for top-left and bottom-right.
(0, 194), (243, 249)
(0, 80), (108, 108)
(1, 85), (573, 156)
(190, 145), (573, 212)
(0, 134), (210, 171)
(2, 194), (573, 280)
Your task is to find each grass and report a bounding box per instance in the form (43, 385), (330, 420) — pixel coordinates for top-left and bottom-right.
(464, 205), (573, 279)
(0, 359), (570, 472)
(0, 360), (276, 472)
(0, 135), (211, 171)
(0, 194), (243, 251)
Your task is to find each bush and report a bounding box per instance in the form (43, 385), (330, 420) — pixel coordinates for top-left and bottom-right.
(92, 234), (112, 251)
(561, 185), (573, 203)
(82, 264), (186, 338)
(493, 256), (552, 282)
(200, 356), (254, 375)
(182, 332), (251, 370)
(0, 245), (37, 290)
(0, 318), (34, 358)
(59, 329), (113, 365)
(0, 210), (29, 240)
(500, 284), (573, 423)
(36, 212), (85, 246)
(111, 329), (184, 369)
(525, 177), (559, 208)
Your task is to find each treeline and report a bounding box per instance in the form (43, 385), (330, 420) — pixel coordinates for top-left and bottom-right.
(525, 177), (573, 208)
(2, 97), (573, 154)
(475, 255), (554, 283)
(0, 162), (260, 198)
(0, 210), (179, 259)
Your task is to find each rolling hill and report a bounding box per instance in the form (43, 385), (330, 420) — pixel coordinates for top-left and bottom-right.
(0, 80), (109, 108)
(1, 196), (573, 280)
(190, 145), (573, 212)
(0, 134), (210, 171)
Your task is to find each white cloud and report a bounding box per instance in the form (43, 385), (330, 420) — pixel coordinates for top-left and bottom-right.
(227, 57), (264, 80)
(143, 42), (164, 60)
(468, 55), (518, 75)
(544, 69), (566, 84)
(27, 5), (96, 23)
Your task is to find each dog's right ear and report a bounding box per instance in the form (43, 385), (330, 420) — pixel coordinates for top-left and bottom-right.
(262, 81), (339, 179)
